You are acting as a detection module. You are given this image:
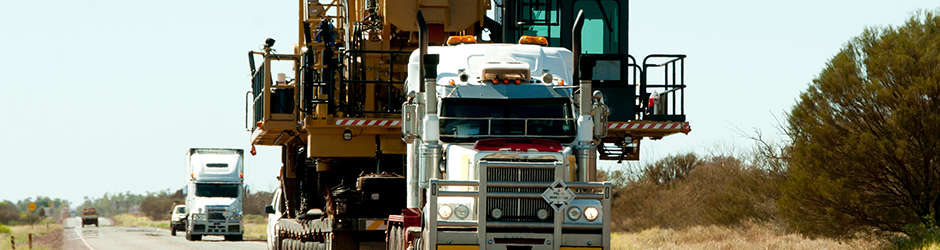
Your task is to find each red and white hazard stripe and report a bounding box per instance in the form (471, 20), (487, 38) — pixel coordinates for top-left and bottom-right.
(335, 119), (401, 126)
(608, 122), (689, 130)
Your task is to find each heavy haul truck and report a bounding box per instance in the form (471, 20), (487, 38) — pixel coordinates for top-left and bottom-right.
(245, 0), (689, 249)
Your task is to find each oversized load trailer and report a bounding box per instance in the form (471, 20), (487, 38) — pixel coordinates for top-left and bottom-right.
(245, 1), (689, 249)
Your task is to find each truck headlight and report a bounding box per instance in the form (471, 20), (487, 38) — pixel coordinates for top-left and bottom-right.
(491, 208), (503, 219)
(172, 217), (180, 222)
(231, 212), (243, 221)
(584, 207), (599, 221)
(438, 204), (453, 219)
(455, 205), (470, 219)
(193, 214), (206, 221)
(537, 209), (549, 220)
(567, 207), (582, 220)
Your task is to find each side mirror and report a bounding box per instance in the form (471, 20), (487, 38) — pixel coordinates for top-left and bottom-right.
(402, 103), (417, 143)
(182, 186), (188, 196)
(265, 204), (275, 214)
(592, 90), (609, 141)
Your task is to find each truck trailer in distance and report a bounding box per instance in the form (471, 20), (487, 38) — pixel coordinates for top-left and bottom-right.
(81, 207), (98, 227)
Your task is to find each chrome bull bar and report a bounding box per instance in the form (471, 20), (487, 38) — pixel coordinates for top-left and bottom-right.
(427, 160), (612, 250)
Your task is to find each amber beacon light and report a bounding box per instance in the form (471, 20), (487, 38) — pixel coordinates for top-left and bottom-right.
(446, 35), (476, 45)
(518, 35), (548, 46)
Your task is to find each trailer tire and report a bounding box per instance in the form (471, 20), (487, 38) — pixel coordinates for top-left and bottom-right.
(390, 225), (401, 250)
(279, 238), (288, 250)
(284, 239), (294, 250)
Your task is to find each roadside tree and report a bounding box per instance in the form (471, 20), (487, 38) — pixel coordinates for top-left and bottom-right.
(781, 10), (940, 238)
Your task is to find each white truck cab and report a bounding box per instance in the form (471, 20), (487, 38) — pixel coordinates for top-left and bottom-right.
(396, 34), (612, 250)
(184, 148), (245, 241)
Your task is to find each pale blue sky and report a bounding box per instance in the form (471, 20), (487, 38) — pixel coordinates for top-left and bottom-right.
(1, 0), (937, 207)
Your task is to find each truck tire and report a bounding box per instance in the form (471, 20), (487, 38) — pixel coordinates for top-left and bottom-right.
(171, 228), (177, 236)
(186, 232), (202, 241)
(225, 234), (243, 241)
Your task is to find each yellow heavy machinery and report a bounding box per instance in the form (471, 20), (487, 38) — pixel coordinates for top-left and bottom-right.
(245, 0), (689, 249)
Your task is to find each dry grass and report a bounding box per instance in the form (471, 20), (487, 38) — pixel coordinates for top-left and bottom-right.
(243, 222), (267, 240)
(113, 213), (169, 228)
(112, 213), (267, 240)
(611, 222), (891, 250)
(0, 219), (63, 250)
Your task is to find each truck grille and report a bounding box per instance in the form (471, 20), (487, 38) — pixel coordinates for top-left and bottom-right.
(209, 212), (226, 220)
(207, 209), (227, 220)
(485, 159), (556, 222)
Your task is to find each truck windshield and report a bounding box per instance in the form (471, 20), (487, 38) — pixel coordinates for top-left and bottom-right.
(440, 98), (575, 143)
(176, 206), (186, 213)
(195, 184), (239, 198)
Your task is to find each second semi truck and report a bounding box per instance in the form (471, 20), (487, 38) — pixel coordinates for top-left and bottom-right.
(184, 148), (246, 241)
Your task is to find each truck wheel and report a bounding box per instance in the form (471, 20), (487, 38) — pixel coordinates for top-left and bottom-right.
(186, 233), (201, 241)
(225, 234), (243, 241)
(171, 228), (177, 236)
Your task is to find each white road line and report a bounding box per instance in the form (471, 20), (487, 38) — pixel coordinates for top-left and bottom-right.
(75, 227), (96, 250)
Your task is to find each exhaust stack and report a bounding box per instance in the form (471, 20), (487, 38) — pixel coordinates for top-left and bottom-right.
(572, 10), (597, 182)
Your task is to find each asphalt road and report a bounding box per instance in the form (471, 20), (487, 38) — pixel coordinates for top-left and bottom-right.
(61, 217), (266, 250)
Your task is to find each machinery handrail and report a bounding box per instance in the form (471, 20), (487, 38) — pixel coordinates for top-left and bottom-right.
(338, 49), (411, 116)
(640, 54), (687, 120)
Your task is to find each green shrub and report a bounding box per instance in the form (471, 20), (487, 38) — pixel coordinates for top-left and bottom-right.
(609, 154), (784, 231)
(0, 223), (10, 234)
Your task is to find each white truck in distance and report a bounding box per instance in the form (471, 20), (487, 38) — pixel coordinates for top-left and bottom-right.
(184, 148), (245, 241)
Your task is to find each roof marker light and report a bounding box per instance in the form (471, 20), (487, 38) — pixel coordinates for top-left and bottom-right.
(518, 35), (548, 46)
(446, 35), (476, 45)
